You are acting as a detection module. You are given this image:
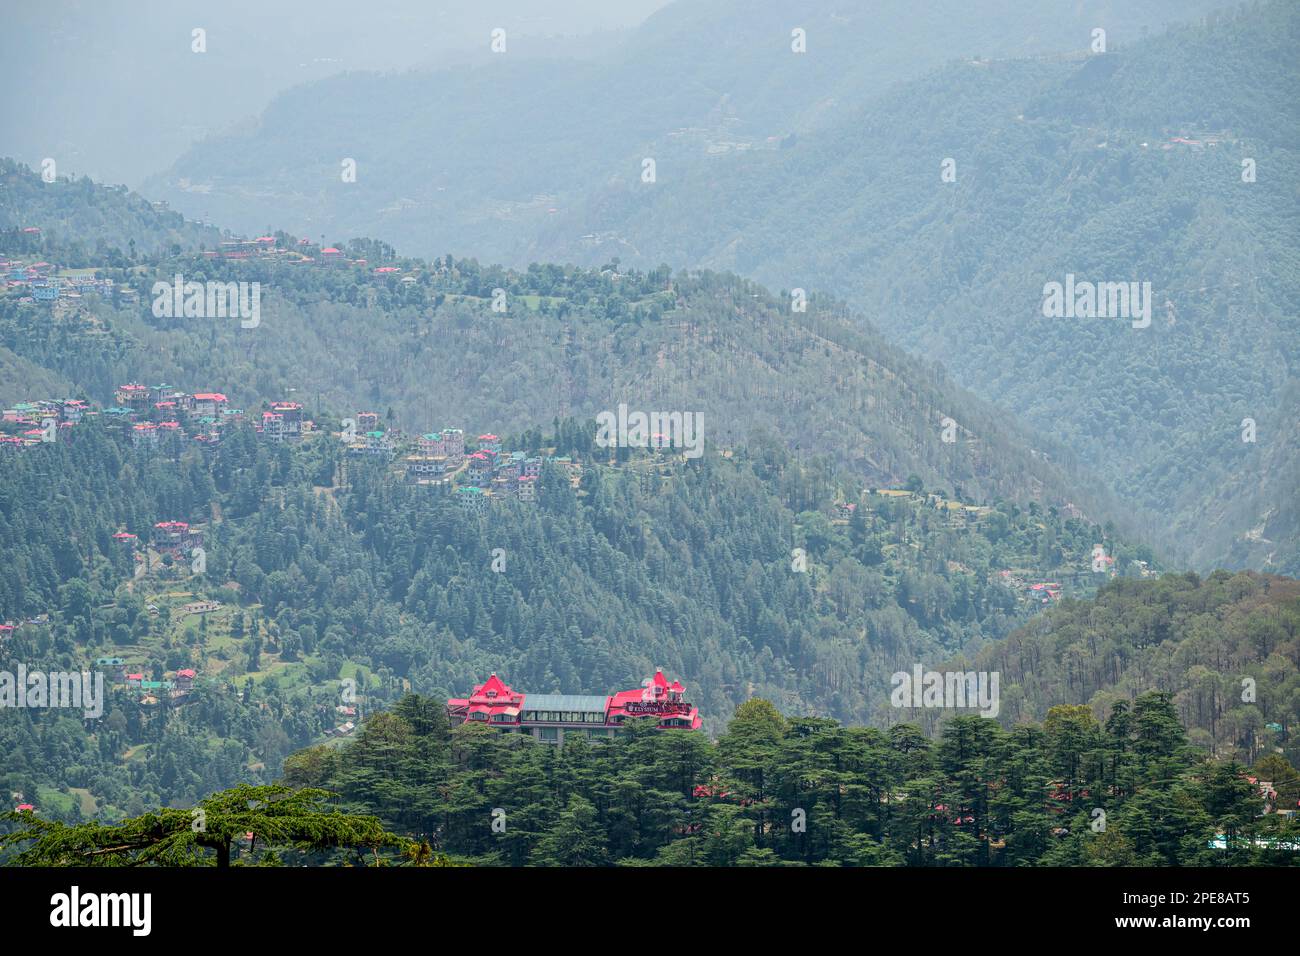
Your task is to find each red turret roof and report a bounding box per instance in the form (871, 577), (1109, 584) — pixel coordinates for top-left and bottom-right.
(448, 670), (700, 730)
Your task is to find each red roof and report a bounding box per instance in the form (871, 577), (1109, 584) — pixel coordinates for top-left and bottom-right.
(449, 670), (700, 730)
(606, 671), (700, 728)
(193, 393), (228, 403)
(693, 784), (730, 798)
(455, 673), (526, 718)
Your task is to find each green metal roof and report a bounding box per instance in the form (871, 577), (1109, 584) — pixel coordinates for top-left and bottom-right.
(522, 694), (608, 713)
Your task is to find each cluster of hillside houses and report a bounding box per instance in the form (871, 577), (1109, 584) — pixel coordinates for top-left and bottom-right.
(3, 233), (415, 308)
(2, 254), (128, 303)
(90, 657), (198, 707)
(1, 382), (316, 449)
(351, 418), (582, 511)
(4, 376), (581, 519)
(0, 383), (248, 449)
(200, 234), (410, 275)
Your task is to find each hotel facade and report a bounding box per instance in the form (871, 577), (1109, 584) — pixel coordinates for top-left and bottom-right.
(447, 670), (701, 743)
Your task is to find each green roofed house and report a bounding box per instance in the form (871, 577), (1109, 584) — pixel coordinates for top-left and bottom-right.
(101, 406), (135, 424)
(349, 429), (394, 459)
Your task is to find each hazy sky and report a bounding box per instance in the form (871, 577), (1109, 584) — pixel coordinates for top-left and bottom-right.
(0, 0), (674, 188)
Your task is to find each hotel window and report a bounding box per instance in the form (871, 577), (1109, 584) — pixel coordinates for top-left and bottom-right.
(539, 727), (558, 742)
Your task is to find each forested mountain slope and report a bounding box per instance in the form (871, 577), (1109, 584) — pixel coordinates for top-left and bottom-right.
(139, 2), (1297, 575)
(0, 161), (1137, 530)
(1, 162), (1294, 839)
(0, 163), (221, 256)
(527, 1), (1300, 574)
(142, 0), (1224, 256)
(0, 418), (1146, 819)
(922, 571), (1300, 766)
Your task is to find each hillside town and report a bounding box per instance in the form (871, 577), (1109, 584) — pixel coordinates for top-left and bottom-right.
(1, 233), (416, 306)
(1, 378), (581, 512)
(1, 252), (120, 303)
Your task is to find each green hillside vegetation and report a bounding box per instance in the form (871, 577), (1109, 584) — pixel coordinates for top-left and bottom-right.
(0, 414), (1148, 820)
(0, 164), (1139, 537)
(273, 692), (1300, 867)
(532, 1), (1300, 574)
(0, 163), (221, 258)
(2, 784), (413, 867)
(959, 571), (1300, 765)
(133, 2), (1299, 574)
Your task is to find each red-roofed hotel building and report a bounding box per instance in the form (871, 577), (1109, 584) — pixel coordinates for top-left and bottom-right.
(447, 670), (701, 743)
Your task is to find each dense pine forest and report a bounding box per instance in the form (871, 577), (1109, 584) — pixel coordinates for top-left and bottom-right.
(966, 572), (1300, 759)
(138, 0), (1300, 575)
(275, 691), (1299, 866)
(0, 160), (1296, 859)
(10, 691), (1295, 867)
(0, 1), (1296, 878)
(0, 413), (1157, 820)
(0, 159), (1130, 535)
